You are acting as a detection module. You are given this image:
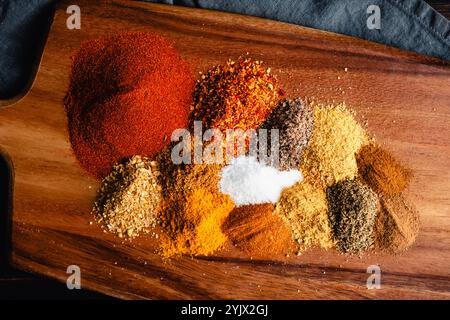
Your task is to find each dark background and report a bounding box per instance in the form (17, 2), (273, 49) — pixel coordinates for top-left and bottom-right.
(0, 0), (448, 300)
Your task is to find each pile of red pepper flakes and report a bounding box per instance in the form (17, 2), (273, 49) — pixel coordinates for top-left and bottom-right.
(189, 56), (285, 131)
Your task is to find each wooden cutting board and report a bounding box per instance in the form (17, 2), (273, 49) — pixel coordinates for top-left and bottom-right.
(0, 0), (449, 299)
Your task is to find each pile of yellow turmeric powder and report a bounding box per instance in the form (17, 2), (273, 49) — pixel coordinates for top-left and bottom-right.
(153, 143), (234, 257)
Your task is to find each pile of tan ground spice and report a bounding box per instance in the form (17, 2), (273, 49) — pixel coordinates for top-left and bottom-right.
(275, 182), (334, 252)
(302, 103), (368, 187)
(375, 195), (420, 253)
(93, 155), (162, 238)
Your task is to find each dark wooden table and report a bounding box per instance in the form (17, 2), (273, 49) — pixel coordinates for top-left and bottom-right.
(0, 0), (448, 300)
(428, 0), (450, 19)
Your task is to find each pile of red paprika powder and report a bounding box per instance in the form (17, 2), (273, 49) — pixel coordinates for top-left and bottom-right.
(64, 32), (194, 178)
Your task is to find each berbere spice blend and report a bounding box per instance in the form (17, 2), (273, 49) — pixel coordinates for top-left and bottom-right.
(70, 31), (421, 259)
(93, 155), (162, 238)
(375, 195), (420, 253)
(356, 144), (411, 195)
(260, 98), (314, 171)
(327, 179), (378, 253)
(189, 56), (284, 131)
(222, 204), (295, 258)
(65, 32), (194, 178)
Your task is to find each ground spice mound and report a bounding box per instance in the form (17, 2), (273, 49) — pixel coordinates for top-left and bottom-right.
(375, 195), (420, 253)
(276, 182), (334, 252)
(327, 179), (378, 253)
(222, 204), (294, 258)
(189, 56), (284, 131)
(356, 144), (411, 195)
(159, 187), (234, 258)
(260, 98), (314, 170)
(157, 152), (234, 257)
(93, 155), (162, 238)
(302, 103), (368, 187)
(65, 32), (194, 178)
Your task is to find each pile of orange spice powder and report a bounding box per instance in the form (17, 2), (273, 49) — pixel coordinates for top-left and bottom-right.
(65, 32), (194, 178)
(222, 204), (295, 258)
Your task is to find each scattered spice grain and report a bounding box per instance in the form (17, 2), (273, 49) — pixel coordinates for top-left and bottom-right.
(327, 179), (378, 253)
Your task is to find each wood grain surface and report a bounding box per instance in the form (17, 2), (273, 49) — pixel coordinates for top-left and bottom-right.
(0, 0), (449, 299)
(427, 0), (450, 19)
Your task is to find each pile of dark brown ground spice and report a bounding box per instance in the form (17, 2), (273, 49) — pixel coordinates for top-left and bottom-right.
(356, 144), (411, 195)
(327, 179), (379, 253)
(375, 195), (420, 253)
(222, 204), (295, 258)
(260, 98), (314, 171)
